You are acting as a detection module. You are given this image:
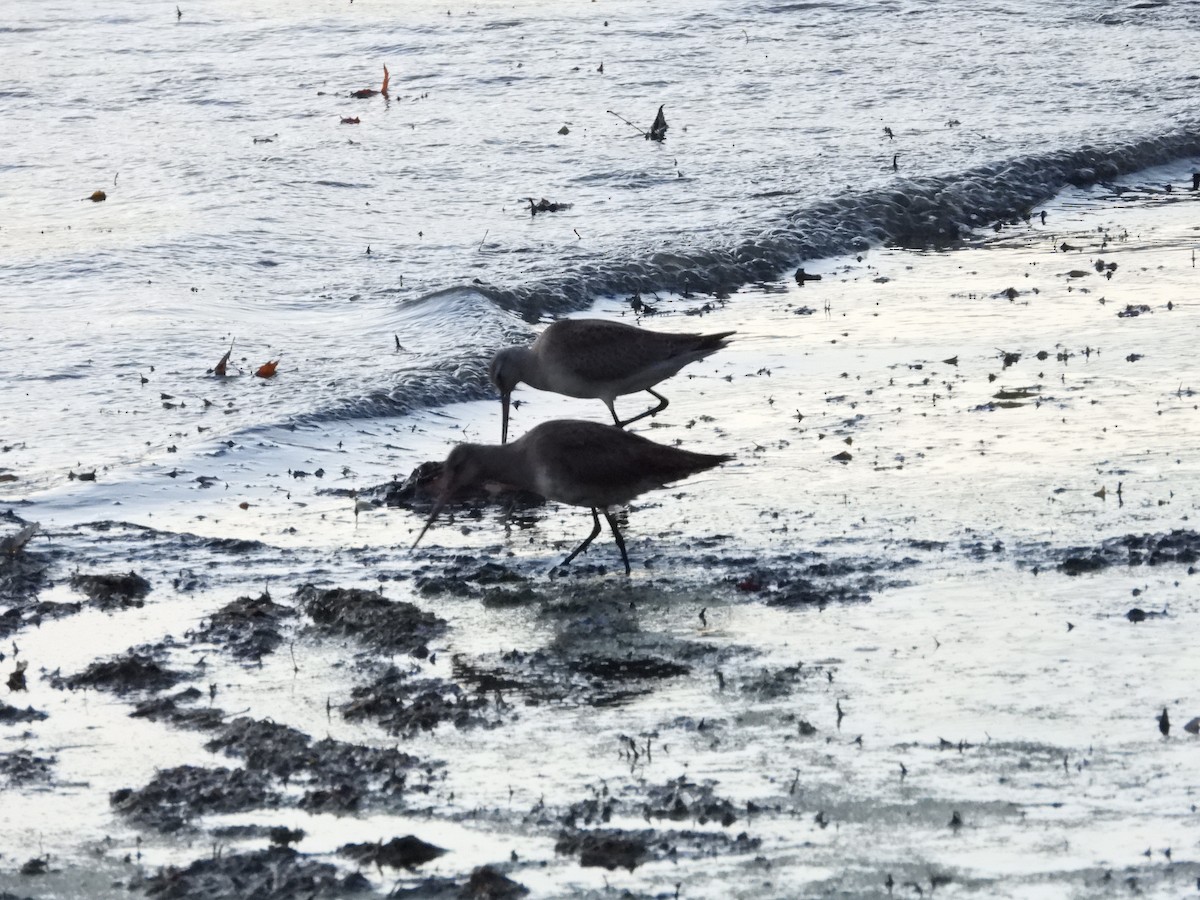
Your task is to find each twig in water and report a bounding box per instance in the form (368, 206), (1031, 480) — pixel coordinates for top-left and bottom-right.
(607, 109), (647, 137)
(478, 229), (488, 252)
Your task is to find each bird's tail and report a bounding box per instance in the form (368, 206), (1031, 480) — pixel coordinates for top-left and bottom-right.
(699, 331), (736, 351)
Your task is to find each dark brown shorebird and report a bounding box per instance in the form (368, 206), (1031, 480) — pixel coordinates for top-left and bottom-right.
(411, 419), (733, 575)
(489, 318), (734, 443)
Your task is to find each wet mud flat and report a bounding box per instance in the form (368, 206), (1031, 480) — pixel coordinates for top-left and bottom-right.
(3, 179), (1200, 898)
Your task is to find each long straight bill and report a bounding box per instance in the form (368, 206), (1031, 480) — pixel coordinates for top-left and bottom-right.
(411, 497), (447, 549)
(501, 391), (511, 445)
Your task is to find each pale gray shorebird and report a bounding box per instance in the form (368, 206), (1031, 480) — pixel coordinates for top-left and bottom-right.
(489, 318), (735, 443)
(411, 419), (733, 575)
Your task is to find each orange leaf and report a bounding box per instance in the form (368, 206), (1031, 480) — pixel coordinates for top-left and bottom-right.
(255, 360), (279, 378)
(381, 64), (389, 95)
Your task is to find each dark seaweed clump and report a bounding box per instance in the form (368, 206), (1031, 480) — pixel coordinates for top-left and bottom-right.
(556, 830), (649, 871)
(192, 590), (297, 661)
(296, 585), (446, 656)
(141, 846), (368, 899)
(69, 570), (151, 609)
(0, 513), (54, 604)
(459, 866), (529, 899)
(386, 866), (528, 899)
(339, 835), (446, 871)
(50, 643), (187, 694)
(204, 716), (420, 814)
(0, 749), (55, 786)
(0, 700), (48, 725)
(343, 665), (493, 734)
(555, 827), (761, 872)
(0, 599), (82, 640)
(111, 765), (282, 832)
(727, 558), (907, 607)
(1057, 530), (1200, 575)
(643, 776), (739, 827)
(416, 562), (531, 601)
(453, 643), (691, 709)
(130, 688), (226, 731)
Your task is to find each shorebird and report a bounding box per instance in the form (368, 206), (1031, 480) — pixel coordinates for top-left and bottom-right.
(489, 318), (734, 443)
(412, 419), (733, 575)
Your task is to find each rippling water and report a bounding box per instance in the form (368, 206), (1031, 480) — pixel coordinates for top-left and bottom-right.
(2, 0), (1199, 493)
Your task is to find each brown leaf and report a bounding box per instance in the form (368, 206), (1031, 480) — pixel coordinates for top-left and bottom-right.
(255, 360), (279, 379)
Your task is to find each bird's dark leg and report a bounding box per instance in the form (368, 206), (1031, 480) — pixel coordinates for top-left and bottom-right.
(560, 507), (603, 568)
(606, 400), (622, 427)
(602, 510), (631, 576)
(615, 389), (669, 428)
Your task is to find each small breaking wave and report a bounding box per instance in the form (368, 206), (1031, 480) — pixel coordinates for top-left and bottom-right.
(471, 126), (1200, 320)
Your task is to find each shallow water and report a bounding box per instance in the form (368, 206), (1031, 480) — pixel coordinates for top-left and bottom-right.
(4, 0), (1200, 495)
(3, 176), (1200, 898)
(4, 0), (1200, 896)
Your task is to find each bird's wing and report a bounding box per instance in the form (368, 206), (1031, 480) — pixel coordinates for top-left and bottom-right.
(529, 422), (723, 507)
(545, 321), (714, 384)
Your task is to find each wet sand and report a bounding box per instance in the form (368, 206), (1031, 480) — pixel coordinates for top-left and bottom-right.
(2, 173), (1199, 898)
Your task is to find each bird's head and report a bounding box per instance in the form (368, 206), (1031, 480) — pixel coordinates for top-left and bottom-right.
(411, 444), (488, 550)
(489, 348), (526, 444)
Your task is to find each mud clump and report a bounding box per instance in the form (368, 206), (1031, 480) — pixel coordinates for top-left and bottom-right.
(0, 513), (53, 604)
(0, 599), (83, 639)
(131, 688), (226, 730)
(1111, 530), (1200, 566)
(192, 590), (296, 661)
(0, 749), (55, 785)
(298, 738), (421, 811)
(556, 827), (760, 872)
(730, 562), (897, 607)
(1057, 530), (1200, 575)
(51, 643), (186, 694)
(0, 700), (47, 725)
(1059, 555), (1108, 576)
(736, 663), (813, 700)
(339, 834), (446, 870)
(555, 830), (648, 871)
(69, 570), (151, 609)
(571, 655), (689, 682)
(454, 637), (699, 708)
(141, 846), (365, 899)
(644, 776), (738, 827)
(297, 584), (445, 656)
(386, 867), (528, 899)
(111, 765), (282, 832)
(204, 717), (312, 779)
(343, 665), (493, 734)
(460, 866), (529, 899)
(204, 715), (421, 813)
(415, 563), (532, 602)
